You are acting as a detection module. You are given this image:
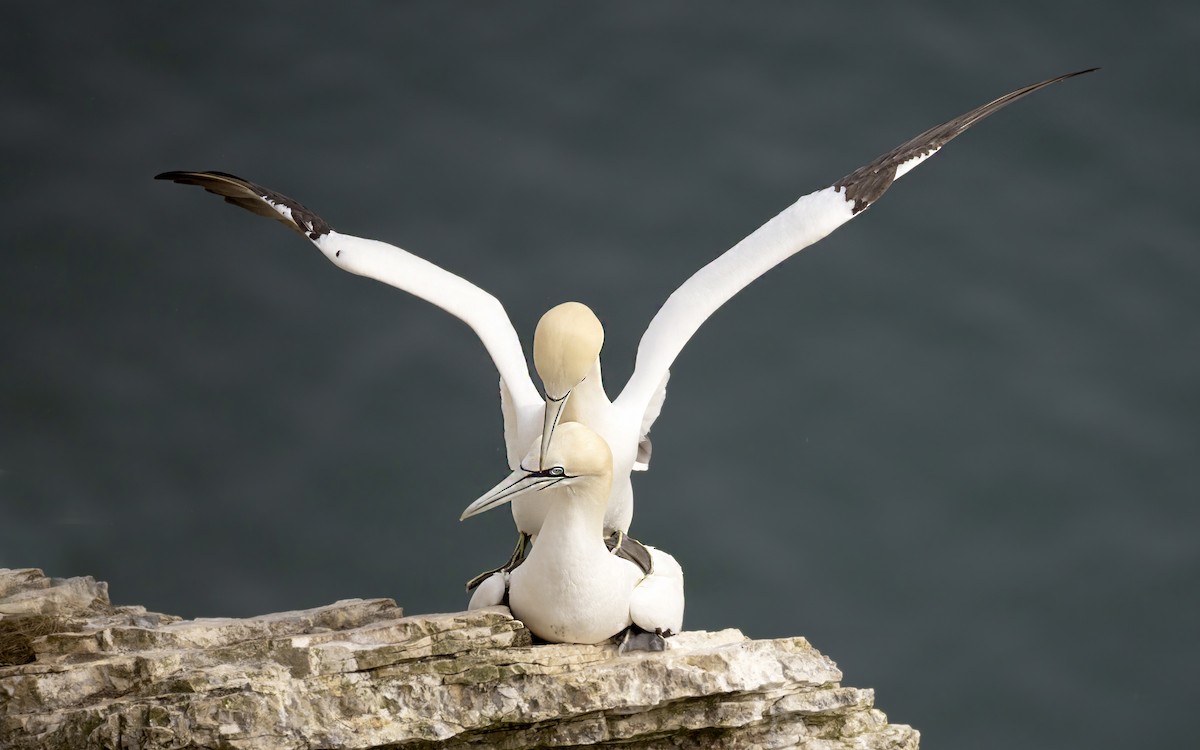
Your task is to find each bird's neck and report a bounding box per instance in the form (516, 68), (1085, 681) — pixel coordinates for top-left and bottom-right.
(531, 479), (612, 564)
(563, 359), (609, 423)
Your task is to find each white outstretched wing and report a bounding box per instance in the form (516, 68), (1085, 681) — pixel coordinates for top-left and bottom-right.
(616, 69), (1097, 418)
(156, 171), (544, 432)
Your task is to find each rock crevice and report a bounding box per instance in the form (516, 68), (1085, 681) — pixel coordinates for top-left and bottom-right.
(0, 568), (918, 749)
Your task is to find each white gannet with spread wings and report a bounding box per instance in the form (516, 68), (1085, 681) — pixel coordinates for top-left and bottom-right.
(157, 69), (1095, 579)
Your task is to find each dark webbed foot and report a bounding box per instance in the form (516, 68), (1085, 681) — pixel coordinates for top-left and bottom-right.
(605, 531), (653, 575)
(465, 532), (531, 591)
(465, 566), (503, 593)
(618, 625), (673, 654)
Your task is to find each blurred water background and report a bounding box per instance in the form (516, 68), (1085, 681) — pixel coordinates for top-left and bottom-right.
(2, 3), (1198, 748)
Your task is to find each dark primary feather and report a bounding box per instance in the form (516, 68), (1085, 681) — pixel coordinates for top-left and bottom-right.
(154, 170), (333, 239)
(156, 69), (1097, 236)
(834, 68), (1099, 214)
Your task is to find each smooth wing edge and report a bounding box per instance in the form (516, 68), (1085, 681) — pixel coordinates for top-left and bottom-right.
(157, 169), (543, 422)
(615, 68), (1098, 421)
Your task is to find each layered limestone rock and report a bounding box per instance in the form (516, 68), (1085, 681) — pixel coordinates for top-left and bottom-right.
(0, 568), (919, 749)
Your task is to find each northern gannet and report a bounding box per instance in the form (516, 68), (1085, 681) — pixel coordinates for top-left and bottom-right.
(460, 422), (684, 648)
(156, 69), (1096, 577)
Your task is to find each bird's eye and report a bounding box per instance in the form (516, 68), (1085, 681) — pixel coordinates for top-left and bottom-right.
(548, 466), (565, 477)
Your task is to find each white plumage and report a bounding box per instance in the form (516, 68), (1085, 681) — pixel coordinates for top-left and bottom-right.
(156, 69), (1095, 551)
(461, 423), (684, 645)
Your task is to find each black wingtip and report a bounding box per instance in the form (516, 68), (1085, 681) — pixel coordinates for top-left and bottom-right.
(1051, 67), (1101, 85)
(154, 169), (335, 239)
(155, 170), (258, 184)
(154, 170), (213, 184)
(833, 67), (1100, 214)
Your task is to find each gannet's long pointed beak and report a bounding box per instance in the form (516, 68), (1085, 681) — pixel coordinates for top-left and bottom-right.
(539, 393), (569, 470)
(460, 466), (566, 521)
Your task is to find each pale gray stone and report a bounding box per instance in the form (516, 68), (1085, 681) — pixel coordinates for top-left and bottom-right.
(0, 568), (919, 749)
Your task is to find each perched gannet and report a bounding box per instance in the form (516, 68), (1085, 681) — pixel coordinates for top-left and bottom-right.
(156, 69), (1095, 571)
(461, 422), (684, 648)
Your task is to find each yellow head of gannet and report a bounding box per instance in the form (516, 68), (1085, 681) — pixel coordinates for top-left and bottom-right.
(533, 302), (604, 471)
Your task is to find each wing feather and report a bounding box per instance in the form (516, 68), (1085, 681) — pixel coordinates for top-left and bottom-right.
(156, 170), (542, 420)
(616, 69), (1096, 416)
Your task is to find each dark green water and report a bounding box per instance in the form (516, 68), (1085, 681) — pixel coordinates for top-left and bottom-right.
(3, 3), (1198, 747)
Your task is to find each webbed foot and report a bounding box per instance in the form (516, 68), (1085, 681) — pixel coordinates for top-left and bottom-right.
(618, 625), (673, 654)
(605, 531), (653, 575)
(465, 532), (530, 591)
